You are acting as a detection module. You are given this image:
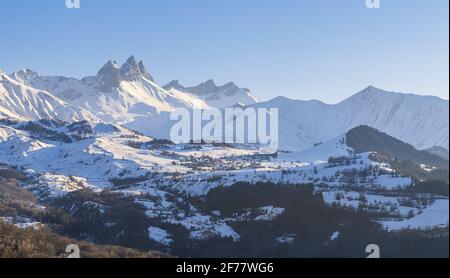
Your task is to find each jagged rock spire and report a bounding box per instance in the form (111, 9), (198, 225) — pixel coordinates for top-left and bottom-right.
(96, 60), (121, 91)
(95, 56), (156, 90)
(120, 56), (141, 81)
(138, 60), (154, 82)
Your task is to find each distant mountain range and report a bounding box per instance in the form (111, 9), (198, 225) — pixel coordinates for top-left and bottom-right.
(163, 79), (259, 108)
(1, 56), (448, 152)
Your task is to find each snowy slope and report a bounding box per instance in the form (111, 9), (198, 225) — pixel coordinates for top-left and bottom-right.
(10, 56), (209, 124)
(164, 79), (259, 108)
(252, 86), (449, 151)
(0, 122), (185, 183)
(0, 71), (96, 122)
(338, 87), (448, 150)
(276, 135), (352, 163)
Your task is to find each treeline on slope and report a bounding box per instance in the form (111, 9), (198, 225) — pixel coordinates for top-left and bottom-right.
(1, 166), (78, 234)
(369, 153), (449, 185)
(0, 221), (165, 258)
(411, 180), (449, 197)
(49, 189), (157, 251)
(0, 167), (40, 220)
(347, 125), (448, 169)
(179, 182), (448, 258)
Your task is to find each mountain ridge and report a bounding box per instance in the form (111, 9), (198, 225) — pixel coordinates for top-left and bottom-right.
(251, 86), (449, 151)
(163, 78), (259, 108)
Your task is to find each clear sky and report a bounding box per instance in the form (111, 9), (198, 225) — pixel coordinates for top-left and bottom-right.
(0, 0), (448, 103)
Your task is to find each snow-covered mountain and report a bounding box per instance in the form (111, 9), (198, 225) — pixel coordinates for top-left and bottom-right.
(5, 59), (448, 152)
(10, 56), (209, 124)
(163, 79), (259, 108)
(252, 86), (449, 151)
(0, 71), (96, 122)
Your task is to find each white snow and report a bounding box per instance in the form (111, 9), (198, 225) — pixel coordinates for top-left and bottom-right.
(166, 213), (240, 241)
(275, 233), (296, 244)
(322, 190), (419, 217)
(276, 135), (352, 163)
(254, 206), (285, 221)
(228, 206), (285, 222)
(330, 231), (340, 241)
(148, 226), (173, 246)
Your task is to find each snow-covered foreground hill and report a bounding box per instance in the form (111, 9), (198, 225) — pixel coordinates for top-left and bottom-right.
(1, 120), (447, 244)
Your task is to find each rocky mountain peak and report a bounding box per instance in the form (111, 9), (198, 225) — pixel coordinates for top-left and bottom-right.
(137, 60), (154, 82)
(96, 60), (121, 91)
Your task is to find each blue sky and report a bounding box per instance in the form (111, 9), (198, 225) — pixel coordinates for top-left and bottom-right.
(0, 0), (448, 103)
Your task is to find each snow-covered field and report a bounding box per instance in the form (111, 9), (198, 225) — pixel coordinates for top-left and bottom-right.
(148, 226), (173, 246)
(380, 199), (449, 231)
